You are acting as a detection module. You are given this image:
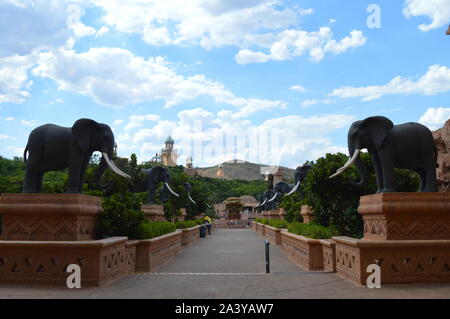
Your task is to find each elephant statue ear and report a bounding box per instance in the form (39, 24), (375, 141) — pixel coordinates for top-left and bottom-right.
(72, 118), (101, 153)
(361, 116), (394, 150)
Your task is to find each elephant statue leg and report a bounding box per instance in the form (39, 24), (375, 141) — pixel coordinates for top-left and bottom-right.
(23, 159), (40, 193)
(146, 185), (157, 204)
(77, 156), (90, 193)
(371, 152), (384, 193)
(67, 155), (84, 193)
(379, 153), (396, 192)
(424, 165), (438, 192)
(36, 171), (44, 193)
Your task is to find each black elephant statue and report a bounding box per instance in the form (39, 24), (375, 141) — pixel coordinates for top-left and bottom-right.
(255, 174), (277, 211)
(23, 118), (130, 193)
(134, 166), (179, 204)
(268, 165), (313, 205)
(330, 116), (438, 193)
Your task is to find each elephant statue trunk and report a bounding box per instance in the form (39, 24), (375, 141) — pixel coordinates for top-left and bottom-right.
(349, 146), (366, 186)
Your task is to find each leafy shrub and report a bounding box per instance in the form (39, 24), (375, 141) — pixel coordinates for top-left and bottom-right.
(288, 222), (339, 239)
(139, 221), (176, 239)
(95, 193), (147, 239)
(195, 218), (206, 225)
(175, 220), (197, 229)
(267, 219), (289, 229)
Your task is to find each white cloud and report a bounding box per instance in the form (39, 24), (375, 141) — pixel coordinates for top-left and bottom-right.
(235, 28), (366, 64)
(331, 65), (450, 101)
(302, 99), (336, 107)
(20, 119), (36, 127)
(5, 117), (14, 121)
(403, 0), (450, 31)
(290, 85), (306, 92)
(92, 0), (299, 49)
(419, 107), (450, 130)
(31, 47), (286, 114)
(95, 26), (110, 38)
(0, 54), (35, 103)
(0, 134), (14, 140)
(66, 4), (96, 38)
(125, 114), (160, 131)
(0, 0), (96, 57)
(116, 107), (355, 167)
(113, 119), (124, 126)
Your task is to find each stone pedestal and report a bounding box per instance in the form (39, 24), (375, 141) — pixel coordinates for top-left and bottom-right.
(279, 208), (286, 220)
(178, 208), (187, 221)
(0, 194), (137, 287)
(335, 193), (450, 285)
(360, 193), (450, 240)
(141, 204), (166, 222)
(300, 205), (315, 224)
(0, 194), (101, 241)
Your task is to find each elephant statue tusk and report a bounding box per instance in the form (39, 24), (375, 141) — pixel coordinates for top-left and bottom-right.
(260, 198), (267, 207)
(267, 193), (278, 202)
(255, 202), (261, 207)
(165, 182), (180, 197)
(329, 149), (361, 179)
(102, 152), (131, 179)
(188, 194), (196, 204)
(286, 181), (300, 196)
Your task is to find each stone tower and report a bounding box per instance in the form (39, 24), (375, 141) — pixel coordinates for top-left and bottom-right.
(161, 136), (178, 167)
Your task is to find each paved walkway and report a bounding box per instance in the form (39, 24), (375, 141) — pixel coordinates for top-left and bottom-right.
(1, 229), (450, 298)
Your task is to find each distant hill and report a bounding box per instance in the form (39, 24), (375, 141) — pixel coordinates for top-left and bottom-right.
(196, 159), (295, 181)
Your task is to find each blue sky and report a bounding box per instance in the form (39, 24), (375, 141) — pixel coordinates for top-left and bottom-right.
(0, 0), (449, 168)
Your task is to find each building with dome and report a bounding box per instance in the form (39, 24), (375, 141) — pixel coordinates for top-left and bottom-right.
(161, 135), (178, 167)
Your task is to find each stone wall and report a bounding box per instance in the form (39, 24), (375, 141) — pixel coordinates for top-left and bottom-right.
(433, 120), (450, 192)
(0, 237), (136, 286)
(180, 226), (200, 246)
(135, 231), (182, 272)
(280, 231), (324, 271)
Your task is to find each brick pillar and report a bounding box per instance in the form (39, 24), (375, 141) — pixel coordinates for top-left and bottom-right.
(300, 205), (315, 224)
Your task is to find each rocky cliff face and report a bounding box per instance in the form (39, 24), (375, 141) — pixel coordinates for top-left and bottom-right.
(433, 120), (450, 192)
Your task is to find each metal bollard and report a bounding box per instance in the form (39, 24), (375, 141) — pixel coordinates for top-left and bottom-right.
(264, 240), (270, 273)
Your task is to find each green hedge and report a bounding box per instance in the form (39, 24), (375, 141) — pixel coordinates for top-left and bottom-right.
(139, 221), (176, 239)
(175, 220), (198, 229)
(267, 219), (289, 229)
(254, 218), (288, 229)
(287, 222), (339, 239)
(195, 218), (206, 225)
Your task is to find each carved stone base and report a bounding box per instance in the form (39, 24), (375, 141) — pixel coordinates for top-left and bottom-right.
(0, 237), (137, 286)
(0, 194), (102, 241)
(141, 205), (166, 222)
(334, 236), (450, 285)
(360, 193), (450, 240)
